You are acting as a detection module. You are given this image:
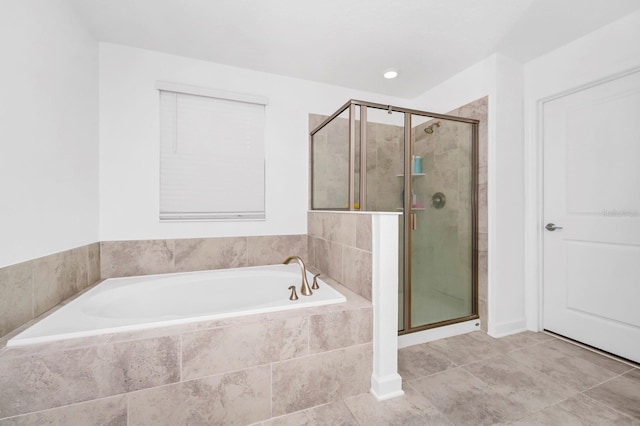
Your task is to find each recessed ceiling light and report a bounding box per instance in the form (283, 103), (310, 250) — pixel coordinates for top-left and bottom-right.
(383, 69), (398, 79)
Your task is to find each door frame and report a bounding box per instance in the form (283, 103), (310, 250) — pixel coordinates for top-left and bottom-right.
(524, 66), (640, 332)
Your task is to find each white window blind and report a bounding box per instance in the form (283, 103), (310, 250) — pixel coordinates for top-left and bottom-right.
(158, 83), (267, 221)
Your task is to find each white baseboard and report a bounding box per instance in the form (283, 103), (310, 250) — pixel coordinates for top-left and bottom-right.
(488, 318), (527, 338)
(370, 373), (404, 401)
(397, 319), (481, 349)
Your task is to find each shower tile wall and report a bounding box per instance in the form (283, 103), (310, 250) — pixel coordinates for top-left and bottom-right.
(454, 97), (488, 331)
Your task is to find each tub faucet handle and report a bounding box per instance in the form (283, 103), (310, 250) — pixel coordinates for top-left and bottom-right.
(288, 285), (299, 301)
(312, 273), (321, 290)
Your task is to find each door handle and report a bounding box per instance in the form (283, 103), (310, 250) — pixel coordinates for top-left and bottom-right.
(545, 223), (563, 232)
(410, 213), (417, 230)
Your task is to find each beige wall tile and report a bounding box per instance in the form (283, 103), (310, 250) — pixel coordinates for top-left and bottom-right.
(478, 251), (488, 301)
(174, 237), (248, 272)
(0, 337), (179, 417)
(100, 240), (174, 278)
(307, 212), (322, 238)
(323, 214), (356, 247)
(355, 214), (372, 252)
(342, 247), (372, 300)
(313, 239), (343, 284)
(87, 243), (101, 285)
(478, 232), (488, 252)
(306, 236), (316, 269)
(181, 317), (309, 380)
(478, 183), (488, 233)
(479, 298), (488, 332)
(271, 343), (372, 416)
(128, 365), (271, 426)
(0, 262), (32, 338)
(0, 395), (126, 426)
(309, 308), (372, 353)
(33, 248), (88, 316)
(247, 235), (307, 266)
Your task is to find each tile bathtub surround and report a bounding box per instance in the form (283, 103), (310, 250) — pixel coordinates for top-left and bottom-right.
(0, 336), (180, 418)
(271, 342), (373, 416)
(0, 243), (100, 340)
(100, 234), (307, 278)
(0, 279), (373, 424)
(181, 316), (310, 380)
(128, 365), (271, 426)
(307, 211), (373, 300)
(0, 395), (127, 426)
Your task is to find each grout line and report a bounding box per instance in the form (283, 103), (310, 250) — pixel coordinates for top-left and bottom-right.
(306, 316), (310, 355)
(341, 397), (361, 425)
(30, 259), (35, 319)
(403, 381), (456, 426)
(502, 336), (558, 356)
(576, 391), (639, 423)
(178, 335), (183, 382)
(0, 393), (129, 422)
(579, 369), (632, 394)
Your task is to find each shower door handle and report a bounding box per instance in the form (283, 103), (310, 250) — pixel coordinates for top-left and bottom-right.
(410, 213), (417, 230)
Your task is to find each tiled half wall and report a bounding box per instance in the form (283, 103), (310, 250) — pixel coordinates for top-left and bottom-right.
(307, 211), (373, 300)
(0, 279), (373, 424)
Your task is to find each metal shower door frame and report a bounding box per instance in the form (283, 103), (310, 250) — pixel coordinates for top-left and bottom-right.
(309, 99), (480, 334)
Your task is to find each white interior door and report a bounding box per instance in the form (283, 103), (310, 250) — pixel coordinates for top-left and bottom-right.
(543, 70), (640, 363)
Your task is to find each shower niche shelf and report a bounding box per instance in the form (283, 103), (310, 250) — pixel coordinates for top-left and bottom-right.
(396, 207), (426, 211)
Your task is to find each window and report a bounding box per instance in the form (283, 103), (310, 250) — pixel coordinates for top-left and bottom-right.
(158, 82), (267, 221)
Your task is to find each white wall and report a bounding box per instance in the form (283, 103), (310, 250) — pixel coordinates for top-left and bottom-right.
(411, 56), (497, 113)
(491, 55), (525, 335)
(413, 54), (527, 337)
(99, 43), (408, 241)
(524, 10), (640, 330)
(0, 0), (99, 267)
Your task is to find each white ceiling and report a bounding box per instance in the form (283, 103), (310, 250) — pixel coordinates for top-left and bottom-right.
(69, 0), (640, 98)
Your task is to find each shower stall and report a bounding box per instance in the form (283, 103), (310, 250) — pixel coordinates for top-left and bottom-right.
(310, 100), (479, 334)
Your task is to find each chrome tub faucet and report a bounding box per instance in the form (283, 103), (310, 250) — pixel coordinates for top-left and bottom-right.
(283, 256), (313, 296)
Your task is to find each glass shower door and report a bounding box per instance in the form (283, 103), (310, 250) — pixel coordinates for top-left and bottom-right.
(409, 115), (475, 328)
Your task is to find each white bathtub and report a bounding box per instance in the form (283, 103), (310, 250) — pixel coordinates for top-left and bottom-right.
(8, 264), (345, 347)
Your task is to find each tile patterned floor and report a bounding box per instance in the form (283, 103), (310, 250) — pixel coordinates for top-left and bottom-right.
(261, 331), (640, 425)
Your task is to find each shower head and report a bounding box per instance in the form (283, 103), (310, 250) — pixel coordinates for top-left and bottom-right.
(424, 121), (441, 134)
